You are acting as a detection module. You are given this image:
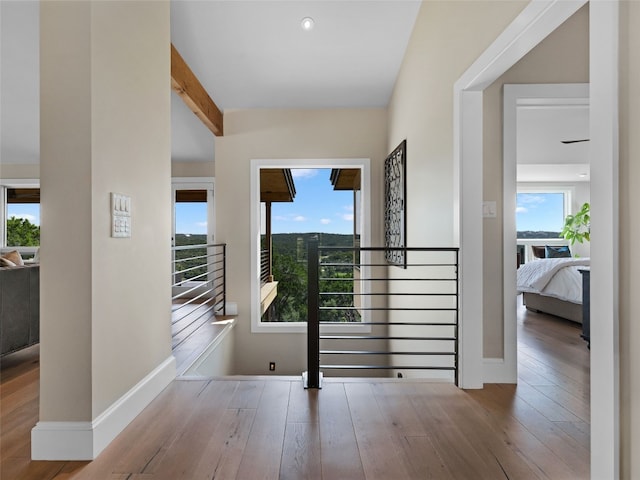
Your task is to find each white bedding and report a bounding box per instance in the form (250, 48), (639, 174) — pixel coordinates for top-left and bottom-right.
(517, 257), (590, 304)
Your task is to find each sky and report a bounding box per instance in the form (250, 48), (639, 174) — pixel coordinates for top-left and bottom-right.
(271, 169), (354, 235)
(7, 204), (40, 226)
(516, 192), (564, 232)
(174, 168), (355, 236)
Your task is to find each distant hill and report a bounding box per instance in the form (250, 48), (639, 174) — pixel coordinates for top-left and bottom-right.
(517, 231), (561, 239)
(175, 233), (207, 246)
(271, 233), (355, 259)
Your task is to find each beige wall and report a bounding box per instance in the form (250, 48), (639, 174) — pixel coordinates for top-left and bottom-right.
(386, 0), (527, 368)
(215, 108), (388, 375)
(0, 164), (40, 179)
(171, 160), (214, 178)
(388, 0), (528, 247)
(619, 2), (640, 477)
(40, 0), (171, 420)
(482, 5), (589, 357)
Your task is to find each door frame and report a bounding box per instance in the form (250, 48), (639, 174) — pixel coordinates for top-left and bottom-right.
(454, 0), (619, 476)
(502, 82), (589, 383)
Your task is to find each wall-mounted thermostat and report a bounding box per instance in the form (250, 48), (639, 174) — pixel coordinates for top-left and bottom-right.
(111, 193), (131, 238)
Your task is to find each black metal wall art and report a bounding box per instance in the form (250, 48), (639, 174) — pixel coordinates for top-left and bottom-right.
(384, 140), (407, 267)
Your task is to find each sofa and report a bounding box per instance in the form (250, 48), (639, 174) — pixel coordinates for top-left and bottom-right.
(0, 264), (39, 356)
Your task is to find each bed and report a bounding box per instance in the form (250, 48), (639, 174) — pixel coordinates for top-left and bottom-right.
(517, 256), (590, 324)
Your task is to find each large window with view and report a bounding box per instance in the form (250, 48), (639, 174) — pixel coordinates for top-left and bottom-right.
(516, 187), (572, 264)
(251, 159), (371, 333)
(516, 190), (567, 239)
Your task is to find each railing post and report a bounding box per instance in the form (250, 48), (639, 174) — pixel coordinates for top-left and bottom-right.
(222, 244), (227, 316)
(304, 237), (321, 388)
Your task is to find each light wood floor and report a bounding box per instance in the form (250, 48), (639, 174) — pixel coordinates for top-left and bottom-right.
(1, 300), (589, 479)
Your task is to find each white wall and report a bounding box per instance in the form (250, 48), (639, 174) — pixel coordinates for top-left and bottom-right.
(215, 108), (387, 375)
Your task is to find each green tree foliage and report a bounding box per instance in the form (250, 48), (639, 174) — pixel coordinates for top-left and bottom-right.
(7, 217), (40, 247)
(264, 233), (361, 323)
(174, 234), (208, 282)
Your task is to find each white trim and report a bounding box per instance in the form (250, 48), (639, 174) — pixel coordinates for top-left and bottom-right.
(250, 158), (371, 334)
(32, 355), (176, 460)
(503, 83), (588, 383)
(589, 1), (619, 477)
(456, 0), (618, 476)
(482, 358), (513, 384)
(182, 318), (236, 376)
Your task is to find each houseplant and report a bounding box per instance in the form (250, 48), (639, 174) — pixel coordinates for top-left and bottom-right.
(560, 202), (590, 245)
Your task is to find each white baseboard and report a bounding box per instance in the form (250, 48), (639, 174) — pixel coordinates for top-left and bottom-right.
(32, 355), (176, 460)
(483, 357), (517, 384)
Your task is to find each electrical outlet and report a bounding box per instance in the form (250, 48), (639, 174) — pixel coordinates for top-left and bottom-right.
(269, 362), (276, 371)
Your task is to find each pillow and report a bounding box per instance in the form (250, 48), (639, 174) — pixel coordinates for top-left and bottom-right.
(531, 245), (546, 259)
(0, 257), (16, 267)
(545, 245), (571, 258)
(1, 250), (23, 266)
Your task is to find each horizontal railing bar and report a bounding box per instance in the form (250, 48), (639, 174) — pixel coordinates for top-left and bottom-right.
(172, 281), (216, 302)
(320, 336), (456, 341)
(320, 292), (457, 297)
(319, 365), (456, 370)
(320, 350), (456, 356)
(171, 297), (215, 325)
(320, 263), (458, 268)
(172, 243), (225, 252)
(319, 322), (457, 326)
(171, 287), (216, 313)
(319, 307), (458, 312)
(318, 246), (459, 252)
(172, 252), (223, 264)
(173, 259), (220, 277)
(172, 304), (218, 348)
(320, 278), (457, 282)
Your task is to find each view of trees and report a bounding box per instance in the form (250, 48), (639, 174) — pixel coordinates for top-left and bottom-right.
(264, 233), (361, 323)
(174, 234), (208, 282)
(7, 217), (40, 246)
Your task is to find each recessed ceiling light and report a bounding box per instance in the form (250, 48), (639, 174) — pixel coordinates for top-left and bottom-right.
(301, 17), (315, 31)
(578, 173), (588, 178)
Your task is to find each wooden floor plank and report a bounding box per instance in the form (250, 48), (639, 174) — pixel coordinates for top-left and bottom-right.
(280, 422), (322, 480)
(466, 385), (584, 480)
(144, 380), (238, 478)
(191, 408), (256, 480)
(344, 382), (412, 480)
(317, 382), (366, 480)
(234, 380), (290, 480)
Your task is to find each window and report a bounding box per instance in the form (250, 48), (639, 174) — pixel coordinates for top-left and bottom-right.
(250, 159), (371, 333)
(516, 187), (571, 239)
(1, 184), (41, 259)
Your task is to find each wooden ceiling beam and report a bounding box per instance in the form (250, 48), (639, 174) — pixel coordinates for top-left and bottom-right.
(171, 44), (223, 136)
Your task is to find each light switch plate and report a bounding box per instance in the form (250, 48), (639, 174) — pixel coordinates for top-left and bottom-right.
(482, 201), (497, 218)
(111, 193), (131, 238)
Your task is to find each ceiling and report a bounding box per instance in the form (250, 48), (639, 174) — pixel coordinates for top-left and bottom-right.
(1, 0), (591, 183)
(516, 104), (590, 183)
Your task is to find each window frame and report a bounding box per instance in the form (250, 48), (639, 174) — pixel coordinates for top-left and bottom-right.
(0, 179), (41, 256)
(250, 158), (372, 334)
